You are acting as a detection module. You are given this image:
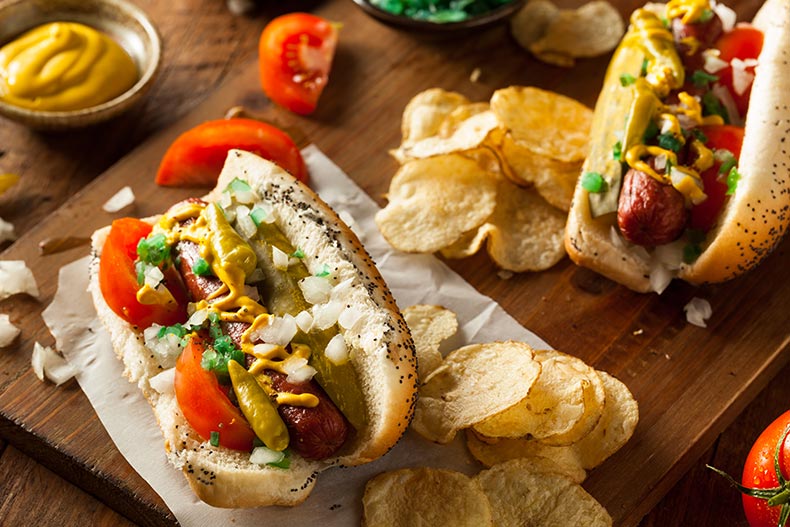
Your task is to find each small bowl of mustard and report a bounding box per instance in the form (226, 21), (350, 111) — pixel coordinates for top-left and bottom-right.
(0, 0), (161, 130)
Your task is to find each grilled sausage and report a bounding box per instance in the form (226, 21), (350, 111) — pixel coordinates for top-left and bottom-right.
(617, 168), (688, 246)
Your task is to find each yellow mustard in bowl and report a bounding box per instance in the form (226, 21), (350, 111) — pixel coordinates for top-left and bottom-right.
(0, 22), (138, 112)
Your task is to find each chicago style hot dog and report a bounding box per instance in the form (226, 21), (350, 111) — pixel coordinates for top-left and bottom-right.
(565, 0), (790, 292)
(88, 150), (418, 507)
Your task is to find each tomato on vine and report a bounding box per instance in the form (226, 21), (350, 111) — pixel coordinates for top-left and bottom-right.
(709, 410), (790, 526)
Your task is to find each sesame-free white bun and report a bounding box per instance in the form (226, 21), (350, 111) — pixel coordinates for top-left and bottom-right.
(89, 150), (418, 508)
(565, 0), (790, 292)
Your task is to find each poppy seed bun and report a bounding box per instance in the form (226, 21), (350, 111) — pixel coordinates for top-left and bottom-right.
(565, 0), (790, 292)
(88, 150), (418, 507)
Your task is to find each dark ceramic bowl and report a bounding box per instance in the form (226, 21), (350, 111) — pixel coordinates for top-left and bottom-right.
(351, 0), (527, 33)
(0, 0), (161, 130)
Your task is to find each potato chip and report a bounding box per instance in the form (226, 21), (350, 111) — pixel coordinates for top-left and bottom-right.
(439, 102), (491, 137)
(467, 430), (587, 481)
(484, 180), (567, 272)
(473, 349), (604, 443)
(509, 0), (561, 51)
(363, 468), (494, 527)
(530, 1), (625, 63)
(572, 371), (639, 469)
(403, 304), (459, 381)
(397, 110), (500, 161)
(401, 88), (470, 145)
(440, 224), (494, 259)
(491, 86), (592, 163)
(412, 341), (541, 444)
(499, 133), (582, 211)
(476, 459), (612, 527)
(375, 154), (497, 253)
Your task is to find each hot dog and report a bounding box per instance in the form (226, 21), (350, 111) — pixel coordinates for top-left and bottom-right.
(565, 0), (790, 292)
(88, 150), (418, 508)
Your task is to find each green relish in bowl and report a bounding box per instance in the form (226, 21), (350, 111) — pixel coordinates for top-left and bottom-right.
(370, 0), (517, 23)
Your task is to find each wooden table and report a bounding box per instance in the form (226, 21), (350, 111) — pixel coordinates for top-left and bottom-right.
(0, 0), (785, 525)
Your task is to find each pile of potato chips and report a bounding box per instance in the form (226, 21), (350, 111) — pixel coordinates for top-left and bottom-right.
(375, 86), (593, 273)
(510, 0), (625, 67)
(362, 305), (639, 525)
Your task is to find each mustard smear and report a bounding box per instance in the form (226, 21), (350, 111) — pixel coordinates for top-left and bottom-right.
(0, 22), (138, 111)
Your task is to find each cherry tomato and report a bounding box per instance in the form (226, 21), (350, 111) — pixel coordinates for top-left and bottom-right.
(258, 13), (338, 115)
(741, 411), (790, 527)
(155, 118), (308, 187)
(690, 125), (744, 232)
(174, 336), (256, 451)
(714, 24), (764, 119)
(99, 218), (188, 328)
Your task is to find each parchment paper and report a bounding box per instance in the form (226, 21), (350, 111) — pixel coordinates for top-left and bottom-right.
(44, 145), (550, 526)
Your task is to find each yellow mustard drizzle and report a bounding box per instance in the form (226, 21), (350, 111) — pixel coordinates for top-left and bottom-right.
(622, 10), (684, 97)
(136, 283), (176, 306)
(0, 22), (137, 111)
(666, 0), (711, 24)
(154, 200), (318, 408)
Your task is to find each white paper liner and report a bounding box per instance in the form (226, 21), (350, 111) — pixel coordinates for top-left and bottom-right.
(51, 145), (550, 525)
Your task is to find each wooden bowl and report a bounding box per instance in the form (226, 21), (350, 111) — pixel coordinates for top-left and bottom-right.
(350, 0), (527, 34)
(0, 0), (161, 130)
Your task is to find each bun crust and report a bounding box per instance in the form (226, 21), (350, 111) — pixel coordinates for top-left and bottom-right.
(89, 151), (418, 507)
(565, 0), (790, 292)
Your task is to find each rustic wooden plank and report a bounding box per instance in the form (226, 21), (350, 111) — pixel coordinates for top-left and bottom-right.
(0, 0), (783, 525)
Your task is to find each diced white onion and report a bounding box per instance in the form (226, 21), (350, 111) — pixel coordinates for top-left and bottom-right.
(0, 260), (39, 300)
(712, 83), (742, 126)
(149, 368), (176, 394)
(0, 216), (16, 243)
(102, 186), (135, 212)
(0, 313), (20, 347)
(252, 343), (281, 359)
(312, 300), (345, 330)
(712, 1), (737, 31)
(330, 277), (354, 301)
(272, 245), (290, 270)
(730, 58), (756, 96)
(144, 324), (183, 368)
(325, 334), (349, 365)
(186, 309), (208, 328)
(233, 189), (257, 205)
(218, 191), (233, 210)
(703, 49), (728, 74)
(684, 297), (713, 327)
(295, 310), (314, 333)
(649, 260), (674, 294)
(144, 264), (164, 288)
(654, 154), (668, 171)
(254, 315), (297, 346)
(235, 206), (258, 239)
(31, 342), (76, 386)
(250, 446), (285, 466)
(299, 276), (332, 305)
(255, 205), (276, 224)
(221, 205), (236, 223)
(243, 284), (260, 302)
(338, 306), (364, 331)
(282, 357), (317, 383)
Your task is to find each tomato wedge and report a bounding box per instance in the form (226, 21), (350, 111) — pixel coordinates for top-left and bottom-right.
(99, 218), (188, 328)
(155, 118), (308, 187)
(714, 24), (764, 120)
(258, 13), (338, 115)
(174, 336), (256, 451)
(690, 125), (744, 232)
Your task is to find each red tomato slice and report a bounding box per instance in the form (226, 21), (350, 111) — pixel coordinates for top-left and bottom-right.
(174, 336), (255, 451)
(155, 118), (308, 187)
(99, 218), (188, 328)
(714, 24), (764, 119)
(741, 410), (790, 527)
(690, 125), (744, 232)
(258, 13), (338, 115)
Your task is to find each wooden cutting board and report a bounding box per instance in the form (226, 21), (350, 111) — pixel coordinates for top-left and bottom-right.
(1, 0), (786, 525)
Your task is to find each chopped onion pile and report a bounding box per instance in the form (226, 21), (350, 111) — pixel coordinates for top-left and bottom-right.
(312, 300), (345, 330)
(31, 342), (77, 386)
(0, 313), (20, 347)
(684, 297), (713, 327)
(299, 276), (333, 304)
(252, 314), (298, 346)
(102, 186), (135, 212)
(144, 324), (183, 368)
(282, 356), (317, 383)
(0, 260), (39, 301)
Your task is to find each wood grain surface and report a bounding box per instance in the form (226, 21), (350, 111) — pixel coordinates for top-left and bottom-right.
(0, 0), (787, 526)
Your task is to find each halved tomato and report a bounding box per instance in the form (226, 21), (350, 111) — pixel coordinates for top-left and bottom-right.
(98, 218), (188, 328)
(258, 13), (338, 115)
(714, 24), (764, 120)
(155, 118), (308, 187)
(174, 336), (256, 451)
